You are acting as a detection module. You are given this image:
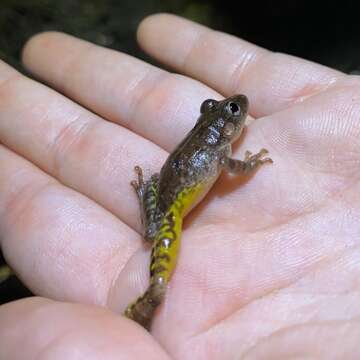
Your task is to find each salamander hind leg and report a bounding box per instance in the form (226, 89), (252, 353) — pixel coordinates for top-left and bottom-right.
(130, 165), (145, 199)
(131, 166), (160, 243)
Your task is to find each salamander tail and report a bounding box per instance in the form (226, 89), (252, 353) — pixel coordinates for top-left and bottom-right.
(124, 280), (166, 330)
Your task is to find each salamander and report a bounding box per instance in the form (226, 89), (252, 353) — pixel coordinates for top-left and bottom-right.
(124, 94), (272, 329)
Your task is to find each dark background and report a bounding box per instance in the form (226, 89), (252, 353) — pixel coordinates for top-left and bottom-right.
(0, 0), (359, 303)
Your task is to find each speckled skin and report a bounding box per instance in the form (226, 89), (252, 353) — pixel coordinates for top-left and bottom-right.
(124, 95), (273, 329)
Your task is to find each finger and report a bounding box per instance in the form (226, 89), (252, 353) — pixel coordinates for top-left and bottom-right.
(0, 59), (166, 233)
(0, 298), (170, 360)
(137, 14), (344, 117)
(22, 31), (221, 151)
(0, 144), (139, 304)
(19, 32), (284, 235)
(19, 31), (356, 231)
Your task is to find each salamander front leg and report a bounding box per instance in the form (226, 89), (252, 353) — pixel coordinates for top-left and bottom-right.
(221, 148), (273, 175)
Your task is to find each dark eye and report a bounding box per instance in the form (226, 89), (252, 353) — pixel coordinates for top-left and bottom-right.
(200, 99), (216, 114)
(228, 102), (241, 115)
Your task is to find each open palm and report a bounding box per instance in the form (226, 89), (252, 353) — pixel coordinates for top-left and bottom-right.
(1, 14), (360, 359)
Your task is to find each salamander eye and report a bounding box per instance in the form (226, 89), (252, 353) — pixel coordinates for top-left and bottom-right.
(228, 102), (241, 115)
(200, 99), (217, 114)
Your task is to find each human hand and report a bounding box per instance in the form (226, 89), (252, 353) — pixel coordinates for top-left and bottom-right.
(1, 14), (359, 359)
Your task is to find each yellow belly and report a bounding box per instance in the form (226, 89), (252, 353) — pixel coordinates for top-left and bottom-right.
(150, 182), (206, 282)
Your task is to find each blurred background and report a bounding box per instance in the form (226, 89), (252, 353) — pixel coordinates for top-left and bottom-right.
(0, 0), (359, 304)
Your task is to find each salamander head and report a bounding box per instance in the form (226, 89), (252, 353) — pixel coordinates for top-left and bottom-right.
(198, 94), (249, 147)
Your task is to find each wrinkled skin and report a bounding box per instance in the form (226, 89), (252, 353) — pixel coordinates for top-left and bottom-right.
(1, 13), (360, 360)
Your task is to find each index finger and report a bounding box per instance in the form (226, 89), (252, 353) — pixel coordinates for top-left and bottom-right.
(137, 14), (344, 117)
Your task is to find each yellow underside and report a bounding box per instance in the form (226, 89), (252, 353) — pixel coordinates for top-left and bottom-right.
(151, 183), (206, 282)
(124, 183), (207, 322)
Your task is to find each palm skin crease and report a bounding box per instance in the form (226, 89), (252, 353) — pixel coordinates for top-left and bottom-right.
(0, 13), (360, 360)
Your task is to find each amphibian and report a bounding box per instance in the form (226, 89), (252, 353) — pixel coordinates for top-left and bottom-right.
(124, 95), (272, 329)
